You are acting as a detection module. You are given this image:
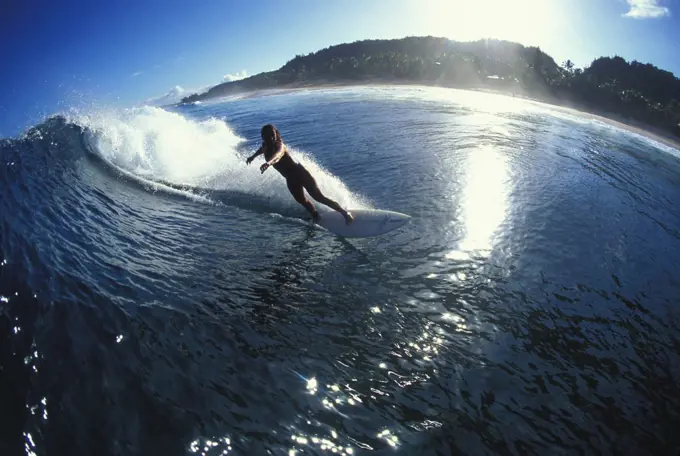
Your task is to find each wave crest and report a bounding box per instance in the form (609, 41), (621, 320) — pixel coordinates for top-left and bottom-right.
(70, 106), (370, 212)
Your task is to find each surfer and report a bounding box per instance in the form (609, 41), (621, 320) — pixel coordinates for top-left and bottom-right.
(246, 124), (354, 225)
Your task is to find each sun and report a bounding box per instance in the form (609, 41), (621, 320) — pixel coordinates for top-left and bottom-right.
(420, 0), (562, 47)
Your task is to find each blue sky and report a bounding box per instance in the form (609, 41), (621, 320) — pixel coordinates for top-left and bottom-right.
(1, 0), (679, 137)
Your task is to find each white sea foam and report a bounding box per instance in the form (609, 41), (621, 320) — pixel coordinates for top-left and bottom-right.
(71, 106), (370, 211)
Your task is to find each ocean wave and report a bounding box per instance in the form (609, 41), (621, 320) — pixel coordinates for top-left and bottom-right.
(72, 105), (371, 211)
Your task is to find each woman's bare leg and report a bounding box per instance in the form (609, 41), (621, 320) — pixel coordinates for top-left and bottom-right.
(287, 179), (319, 221)
(306, 187), (353, 224)
(297, 164), (353, 224)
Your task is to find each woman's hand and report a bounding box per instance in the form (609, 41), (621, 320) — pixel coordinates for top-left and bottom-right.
(246, 143), (266, 165)
(260, 162), (270, 174)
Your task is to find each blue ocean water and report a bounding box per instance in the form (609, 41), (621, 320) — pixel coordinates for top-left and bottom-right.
(2, 85), (680, 455)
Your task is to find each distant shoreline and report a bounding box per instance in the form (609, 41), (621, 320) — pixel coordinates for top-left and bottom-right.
(546, 102), (680, 153)
(179, 37), (680, 145)
(184, 80), (680, 152)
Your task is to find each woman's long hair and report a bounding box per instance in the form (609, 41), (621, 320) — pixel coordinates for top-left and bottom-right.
(261, 124), (281, 144)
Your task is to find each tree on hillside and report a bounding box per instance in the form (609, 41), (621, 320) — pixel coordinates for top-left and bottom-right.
(178, 36), (680, 139)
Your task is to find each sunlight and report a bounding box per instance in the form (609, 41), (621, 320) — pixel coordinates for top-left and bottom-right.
(458, 146), (509, 253)
(420, 0), (561, 46)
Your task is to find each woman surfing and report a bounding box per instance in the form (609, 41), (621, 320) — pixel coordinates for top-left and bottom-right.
(246, 124), (354, 225)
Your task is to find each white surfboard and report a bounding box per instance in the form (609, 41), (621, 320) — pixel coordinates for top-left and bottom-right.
(314, 209), (411, 238)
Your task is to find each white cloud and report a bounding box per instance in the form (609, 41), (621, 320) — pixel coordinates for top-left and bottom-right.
(223, 70), (248, 82)
(141, 70), (249, 107)
(623, 0), (670, 18)
(144, 84), (211, 106)
(144, 85), (186, 106)
(131, 71), (143, 77)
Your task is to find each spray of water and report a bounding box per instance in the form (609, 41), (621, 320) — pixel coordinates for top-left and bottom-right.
(72, 106), (371, 212)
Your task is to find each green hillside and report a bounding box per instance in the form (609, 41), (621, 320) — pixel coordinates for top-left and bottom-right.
(180, 36), (680, 138)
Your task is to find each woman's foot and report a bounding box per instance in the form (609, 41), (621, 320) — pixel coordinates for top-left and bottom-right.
(343, 211), (354, 225)
(311, 211), (321, 223)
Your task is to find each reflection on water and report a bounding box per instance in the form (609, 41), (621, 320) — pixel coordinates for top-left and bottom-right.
(188, 436), (233, 455)
(24, 432), (37, 456)
(458, 146), (509, 254)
